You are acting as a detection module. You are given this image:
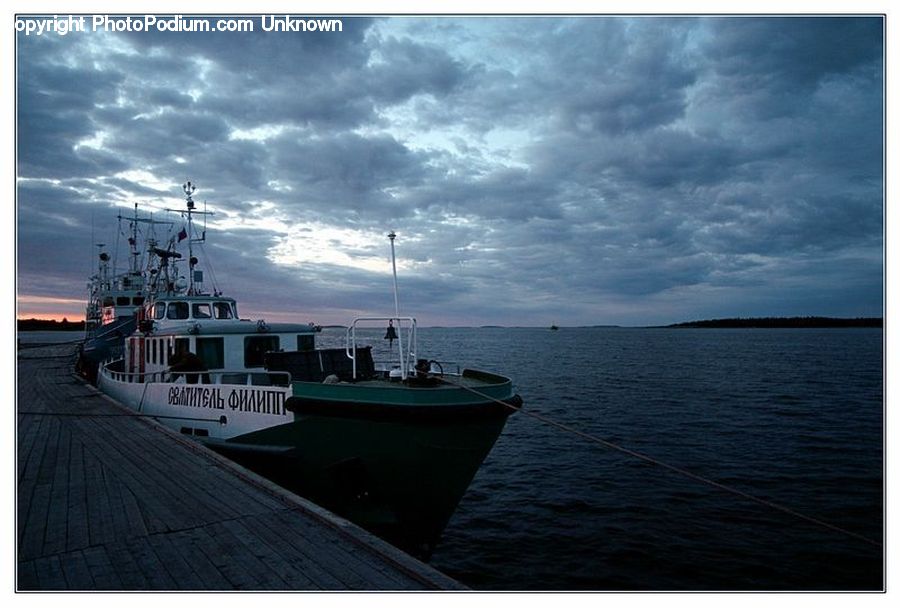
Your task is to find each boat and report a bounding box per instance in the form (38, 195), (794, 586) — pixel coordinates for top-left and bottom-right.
(96, 182), (522, 557)
(76, 205), (174, 382)
(550, 324), (559, 331)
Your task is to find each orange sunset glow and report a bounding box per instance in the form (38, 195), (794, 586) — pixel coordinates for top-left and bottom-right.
(17, 294), (86, 322)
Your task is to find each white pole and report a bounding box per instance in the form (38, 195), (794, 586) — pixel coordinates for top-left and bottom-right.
(388, 231), (401, 318)
(388, 231), (405, 379)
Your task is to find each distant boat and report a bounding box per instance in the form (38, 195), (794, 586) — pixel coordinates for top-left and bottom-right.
(550, 324), (559, 331)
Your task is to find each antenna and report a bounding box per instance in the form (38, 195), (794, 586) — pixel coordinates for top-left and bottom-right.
(183, 180), (196, 210)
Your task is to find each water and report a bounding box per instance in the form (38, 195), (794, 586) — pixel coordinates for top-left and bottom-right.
(390, 327), (881, 590)
(18, 330), (84, 344)
(23, 327), (882, 589)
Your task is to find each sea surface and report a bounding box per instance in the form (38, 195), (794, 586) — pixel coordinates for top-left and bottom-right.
(19, 327), (883, 590)
(18, 330), (85, 344)
(353, 326), (883, 591)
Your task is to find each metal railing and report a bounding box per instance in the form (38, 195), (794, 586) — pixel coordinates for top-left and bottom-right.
(103, 366), (291, 387)
(346, 316), (417, 380)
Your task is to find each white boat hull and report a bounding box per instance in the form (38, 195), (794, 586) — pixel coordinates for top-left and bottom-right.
(98, 365), (293, 441)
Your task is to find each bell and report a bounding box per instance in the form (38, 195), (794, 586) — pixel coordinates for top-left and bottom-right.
(384, 320), (398, 345)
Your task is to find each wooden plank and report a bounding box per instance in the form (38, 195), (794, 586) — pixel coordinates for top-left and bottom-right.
(134, 536), (182, 589)
(224, 516), (321, 589)
(268, 510), (412, 590)
(16, 414), (48, 550)
(194, 521), (277, 590)
(18, 481), (52, 562)
(82, 545), (123, 590)
(84, 444), (116, 548)
(102, 463), (133, 541)
(16, 559), (39, 590)
(17, 345), (462, 591)
(43, 421), (72, 556)
(19, 415), (63, 560)
(219, 516), (317, 589)
(58, 549), (95, 590)
(97, 420), (233, 528)
(34, 415), (62, 488)
(105, 538), (151, 588)
(33, 554), (68, 590)
(72, 415), (182, 534)
(129, 424), (287, 520)
(16, 413), (43, 480)
(163, 527), (233, 590)
(65, 441), (91, 552)
(118, 475), (151, 539)
(145, 530), (208, 590)
(238, 514), (345, 589)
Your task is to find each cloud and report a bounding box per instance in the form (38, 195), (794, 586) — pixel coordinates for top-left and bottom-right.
(16, 16), (883, 326)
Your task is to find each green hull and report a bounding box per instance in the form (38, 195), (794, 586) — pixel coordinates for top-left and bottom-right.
(207, 368), (520, 556)
(210, 407), (513, 557)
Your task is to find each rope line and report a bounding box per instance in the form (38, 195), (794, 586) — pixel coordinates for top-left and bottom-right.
(444, 378), (882, 549)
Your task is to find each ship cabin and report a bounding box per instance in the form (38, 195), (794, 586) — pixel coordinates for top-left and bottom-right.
(119, 294), (318, 385)
(100, 283), (147, 325)
(85, 271), (147, 333)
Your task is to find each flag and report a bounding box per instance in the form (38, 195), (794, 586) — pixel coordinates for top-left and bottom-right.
(177, 227), (188, 242)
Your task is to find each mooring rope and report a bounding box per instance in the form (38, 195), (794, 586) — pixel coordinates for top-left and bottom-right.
(443, 377), (882, 549)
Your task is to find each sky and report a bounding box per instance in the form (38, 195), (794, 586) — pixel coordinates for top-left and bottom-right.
(14, 12), (885, 327)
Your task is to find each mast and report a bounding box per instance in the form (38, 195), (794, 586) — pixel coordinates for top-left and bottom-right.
(130, 202), (140, 275)
(184, 181), (197, 293)
(166, 181), (212, 295)
(388, 231), (401, 321)
(387, 231), (407, 379)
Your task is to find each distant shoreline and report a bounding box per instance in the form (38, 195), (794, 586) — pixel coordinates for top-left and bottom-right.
(662, 317), (882, 329)
(16, 316), (882, 332)
(17, 318), (85, 332)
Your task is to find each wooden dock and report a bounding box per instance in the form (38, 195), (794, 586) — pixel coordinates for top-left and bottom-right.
(17, 343), (465, 591)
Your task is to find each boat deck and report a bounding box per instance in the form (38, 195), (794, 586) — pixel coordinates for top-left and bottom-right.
(16, 343), (465, 590)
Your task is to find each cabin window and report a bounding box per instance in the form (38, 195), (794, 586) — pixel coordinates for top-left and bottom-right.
(192, 303), (212, 319)
(146, 341), (151, 363)
(151, 339), (157, 364)
(153, 304), (166, 320)
(297, 334), (315, 351)
(102, 297), (114, 306)
(116, 296), (130, 306)
(133, 296), (145, 306)
(172, 338), (189, 361)
(167, 302), (189, 320)
(245, 336), (279, 368)
(196, 337), (225, 369)
(213, 302), (234, 319)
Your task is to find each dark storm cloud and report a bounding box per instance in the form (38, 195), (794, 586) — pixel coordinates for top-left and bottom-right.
(366, 36), (470, 103)
(269, 132), (428, 213)
(17, 180), (117, 299)
(399, 166), (564, 222)
(16, 16), (883, 325)
(707, 17), (882, 86)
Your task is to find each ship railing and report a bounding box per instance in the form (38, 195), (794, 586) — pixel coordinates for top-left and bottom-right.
(346, 316), (417, 381)
(413, 359), (462, 377)
(104, 367), (291, 387)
